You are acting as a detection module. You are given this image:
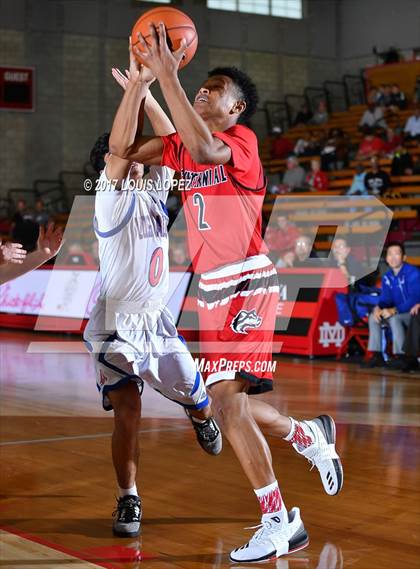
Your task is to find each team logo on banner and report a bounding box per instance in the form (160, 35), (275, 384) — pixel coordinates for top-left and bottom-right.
(319, 321), (345, 348)
(230, 309), (262, 334)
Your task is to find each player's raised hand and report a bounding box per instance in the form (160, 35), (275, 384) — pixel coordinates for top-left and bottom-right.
(37, 223), (64, 258)
(133, 22), (186, 80)
(0, 241), (27, 265)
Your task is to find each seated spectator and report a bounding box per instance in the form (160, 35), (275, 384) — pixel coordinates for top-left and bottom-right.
(382, 128), (402, 155)
(389, 83), (406, 110)
(310, 100), (329, 125)
(321, 128), (349, 171)
(401, 303), (420, 372)
(264, 214), (300, 265)
(363, 242), (420, 368)
(62, 242), (94, 266)
(347, 164), (368, 195)
(293, 102), (313, 126)
(391, 145), (414, 176)
(270, 126), (294, 159)
(280, 234), (319, 268)
(170, 242), (188, 267)
(375, 84), (392, 107)
(367, 87), (378, 105)
(328, 237), (365, 287)
(34, 199), (49, 226)
(356, 127), (385, 160)
(364, 156), (390, 196)
(412, 155), (420, 175)
(359, 103), (387, 130)
(305, 159), (329, 192)
(11, 199), (39, 253)
(404, 107), (420, 141)
(281, 155), (306, 192)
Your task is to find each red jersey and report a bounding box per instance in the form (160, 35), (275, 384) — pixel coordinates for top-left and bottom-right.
(161, 124), (267, 273)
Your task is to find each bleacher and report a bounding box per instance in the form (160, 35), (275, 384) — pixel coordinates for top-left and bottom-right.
(260, 103), (420, 265)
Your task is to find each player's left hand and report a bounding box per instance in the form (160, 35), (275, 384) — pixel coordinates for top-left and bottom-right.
(133, 22), (186, 81)
(37, 223), (64, 258)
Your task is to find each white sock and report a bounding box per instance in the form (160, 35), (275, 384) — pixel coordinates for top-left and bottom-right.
(190, 414), (207, 424)
(283, 417), (296, 441)
(118, 484), (138, 498)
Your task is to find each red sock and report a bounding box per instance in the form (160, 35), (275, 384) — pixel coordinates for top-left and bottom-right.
(254, 481), (283, 514)
(284, 418), (313, 450)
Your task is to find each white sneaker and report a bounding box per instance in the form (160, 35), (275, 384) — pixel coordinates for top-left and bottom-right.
(229, 507), (309, 563)
(293, 415), (343, 496)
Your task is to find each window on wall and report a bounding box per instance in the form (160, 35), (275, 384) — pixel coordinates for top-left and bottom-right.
(207, 0), (302, 19)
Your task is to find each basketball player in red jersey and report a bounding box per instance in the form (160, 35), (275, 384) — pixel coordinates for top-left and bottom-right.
(111, 26), (343, 563)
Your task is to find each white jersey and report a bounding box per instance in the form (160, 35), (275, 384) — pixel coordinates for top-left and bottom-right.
(94, 165), (173, 305)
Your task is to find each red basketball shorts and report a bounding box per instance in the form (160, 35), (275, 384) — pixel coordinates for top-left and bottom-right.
(197, 254), (279, 394)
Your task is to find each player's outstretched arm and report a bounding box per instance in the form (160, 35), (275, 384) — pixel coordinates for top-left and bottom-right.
(145, 91), (175, 137)
(109, 39), (164, 165)
(0, 224), (63, 285)
(134, 23), (231, 165)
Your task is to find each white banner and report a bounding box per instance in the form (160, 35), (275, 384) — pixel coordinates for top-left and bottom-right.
(0, 269), (191, 323)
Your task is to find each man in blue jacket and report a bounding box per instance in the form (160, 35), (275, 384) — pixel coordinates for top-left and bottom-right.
(364, 242), (420, 368)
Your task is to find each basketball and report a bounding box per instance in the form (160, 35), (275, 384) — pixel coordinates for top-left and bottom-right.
(131, 7), (198, 70)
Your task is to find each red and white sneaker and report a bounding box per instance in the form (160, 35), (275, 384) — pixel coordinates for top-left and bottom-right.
(293, 415), (343, 496)
(229, 507), (309, 563)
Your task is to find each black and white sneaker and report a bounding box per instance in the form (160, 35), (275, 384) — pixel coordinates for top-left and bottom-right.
(229, 507), (309, 563)
(112, 495), (141, 537)
(293, 415), (343, 496)
(185, 410), (223, 455)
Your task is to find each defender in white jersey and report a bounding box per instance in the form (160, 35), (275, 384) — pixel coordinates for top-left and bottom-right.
(84, 58), (221, 539)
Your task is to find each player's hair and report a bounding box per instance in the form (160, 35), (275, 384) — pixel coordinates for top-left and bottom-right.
(208, 66), (259, 121)
(385, 241), (405, 255)
(90, 132), (110, 174)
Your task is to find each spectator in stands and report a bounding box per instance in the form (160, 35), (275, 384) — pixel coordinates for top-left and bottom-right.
(401, 303), (420, 372)
(293, 102), (313, 126)
(270, 126), (294, 159)
(404, 107), (420, 141)
(264, 214), (300, 266)
(321, 128), (349, 171)
(412, 155), (420, 175)
(347, 164), (368, 195)
(10, 199), (39, 253)
(328, 237), (364, 287)
(391, 145), (414, 176)
(375, 84), (392, 107)
(364, 156), (391, 196)
(34, 199), (49, 227)
(294, 130), (323, 157)
(169, 241), (188, 267)
(367, 87), (378, 105)
(359, 103), (387, 130)
(288, 235), (319, 267)
(62, 242), (94, 266)
(389, 84), (407, 111)
(356, 127), (385, 160)
(383, 127), (402, 156)
(305, 159), (329, 192)
(281, 155), (306, 192)
(310, 100), (328, 125)
(363, 242), (420, 368)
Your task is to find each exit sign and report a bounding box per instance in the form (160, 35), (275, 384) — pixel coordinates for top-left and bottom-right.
(0, 66), (35, 111)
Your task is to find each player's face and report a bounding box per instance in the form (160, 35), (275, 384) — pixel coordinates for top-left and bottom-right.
(193, 75), (244, 121)
(129, 162), (144, 181)
(386, 246), (404, 269)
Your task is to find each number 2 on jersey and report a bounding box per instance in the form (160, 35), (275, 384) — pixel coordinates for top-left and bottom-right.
(193, 193), (211, 231)
(148, 247), (164, 287)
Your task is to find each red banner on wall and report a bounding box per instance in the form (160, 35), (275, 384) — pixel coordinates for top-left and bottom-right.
(0, 66), (35, 111)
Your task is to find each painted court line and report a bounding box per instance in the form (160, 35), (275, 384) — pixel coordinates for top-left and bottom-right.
(0, 529), (108, 568)
(0, 425), (190, 447)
